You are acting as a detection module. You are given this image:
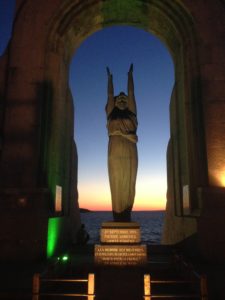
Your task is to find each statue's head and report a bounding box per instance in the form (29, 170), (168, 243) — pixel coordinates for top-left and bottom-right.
(115, 92), (128, 110)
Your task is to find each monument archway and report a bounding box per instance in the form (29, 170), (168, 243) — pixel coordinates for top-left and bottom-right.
(1, 0), (225, 261)
(43, 0), (207, 248)
(45, 0), (207, 210)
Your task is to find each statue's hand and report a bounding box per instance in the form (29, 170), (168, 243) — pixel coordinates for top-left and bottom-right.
(128, 63), (133, 74)
(106, 66), (111, 77)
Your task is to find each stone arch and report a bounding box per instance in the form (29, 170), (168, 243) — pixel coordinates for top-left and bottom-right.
(43, 0), (207, 217)
(1, 0), (225, 261)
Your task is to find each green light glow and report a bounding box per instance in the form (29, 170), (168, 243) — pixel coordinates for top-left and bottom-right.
(62, 255), (69, 261)
(47, 217), (62, 258)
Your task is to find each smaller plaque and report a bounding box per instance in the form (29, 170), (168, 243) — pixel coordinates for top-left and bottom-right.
(183, 185), (191, 215)
(55, 185), (62, 212)
(100, 222), (141, 244)
(101, 228), (140, 244)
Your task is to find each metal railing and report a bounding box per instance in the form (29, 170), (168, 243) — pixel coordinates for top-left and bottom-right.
(32, 273), (95, 299)
(143, 272), (208, 299)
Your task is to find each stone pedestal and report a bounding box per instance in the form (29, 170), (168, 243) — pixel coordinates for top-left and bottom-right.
(95, 222), (147, 266)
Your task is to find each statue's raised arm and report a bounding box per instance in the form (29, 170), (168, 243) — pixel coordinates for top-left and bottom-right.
(127, 63), (137, 115)
(105, 67), (114, 117)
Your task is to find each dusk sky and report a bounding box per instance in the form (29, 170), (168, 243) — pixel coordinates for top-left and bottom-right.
(1, 1), (174, 211)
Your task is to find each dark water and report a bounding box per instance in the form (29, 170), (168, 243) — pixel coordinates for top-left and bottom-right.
(80, 211), (165, 244)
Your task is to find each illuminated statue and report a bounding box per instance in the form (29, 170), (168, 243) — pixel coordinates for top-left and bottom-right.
(106, 64), (138, 222)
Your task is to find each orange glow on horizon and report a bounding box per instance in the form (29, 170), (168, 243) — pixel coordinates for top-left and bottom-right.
(78, 176), (167, 211)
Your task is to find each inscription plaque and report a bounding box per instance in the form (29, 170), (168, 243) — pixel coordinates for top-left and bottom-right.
(55, 185), (62, 212)
(95, 244), (147, 266)
(183, 185), (191, 215)
(101, 228), (140, 243)
(101, 221), (141, 243)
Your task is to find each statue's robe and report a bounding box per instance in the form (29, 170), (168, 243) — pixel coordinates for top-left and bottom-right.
(107, 107), (138, 221)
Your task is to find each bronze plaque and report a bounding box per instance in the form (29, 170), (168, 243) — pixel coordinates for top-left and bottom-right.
(100, 221), (141, 243)
(101, 227), (140, 243)
(95, 244), (147, 266)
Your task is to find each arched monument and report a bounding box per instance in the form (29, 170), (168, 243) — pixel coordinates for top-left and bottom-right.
(0, 0), (225, 268)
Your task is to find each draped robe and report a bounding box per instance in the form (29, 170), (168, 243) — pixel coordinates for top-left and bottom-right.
(107, 107), (138, 217)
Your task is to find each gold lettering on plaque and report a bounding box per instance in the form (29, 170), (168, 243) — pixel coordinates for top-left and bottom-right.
(94, 245), (147, 266)
(100, 228), (141, 243)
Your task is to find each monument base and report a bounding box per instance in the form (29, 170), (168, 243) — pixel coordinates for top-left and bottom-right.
(94, 221), (147, 266)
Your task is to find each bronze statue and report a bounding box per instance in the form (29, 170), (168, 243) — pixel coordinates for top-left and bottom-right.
(106, 64), (138, 222)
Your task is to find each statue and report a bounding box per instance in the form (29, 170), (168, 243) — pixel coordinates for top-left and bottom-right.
(106, 64), (138, 222)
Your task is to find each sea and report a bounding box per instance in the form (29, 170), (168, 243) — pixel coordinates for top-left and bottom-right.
(80, 211), (165, 244)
